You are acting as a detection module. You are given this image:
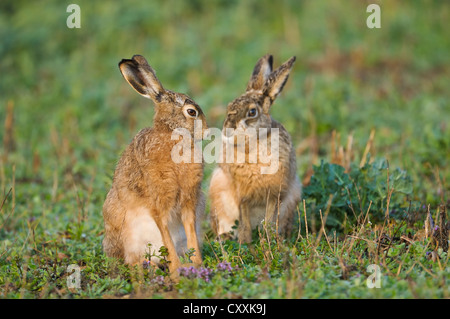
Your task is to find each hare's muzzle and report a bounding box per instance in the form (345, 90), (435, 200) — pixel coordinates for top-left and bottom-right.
(193, 118), (208, 141)
(203, 128), (211, 139)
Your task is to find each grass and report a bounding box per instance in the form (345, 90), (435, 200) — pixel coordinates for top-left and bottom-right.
(0, 0), (449, 299)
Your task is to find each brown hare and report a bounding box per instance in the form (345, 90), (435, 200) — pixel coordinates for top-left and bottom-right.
(209, 54), (301, 243)
(102, 55), (208, 274)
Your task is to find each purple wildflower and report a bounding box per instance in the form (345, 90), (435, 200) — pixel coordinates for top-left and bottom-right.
(197, 267), (213, 282)
(178, 266), (196, 279)
(142, 259), (152, 269)
(216, 261), (234, 272)
(151, 275), (165, 286)
(178, 266), (213, 282)
(177, 262), (238, 282)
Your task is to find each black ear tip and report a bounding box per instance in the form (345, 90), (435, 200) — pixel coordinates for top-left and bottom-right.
(118, 59), (129, 68)
(259, 54), (273, 64)
(285, 56), (296, 69)
(119, 55), (148, 69)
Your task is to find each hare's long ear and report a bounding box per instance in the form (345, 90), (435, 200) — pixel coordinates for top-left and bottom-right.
(262, 56), (296, 111)
(119, 55), (165, 102)
(246, 54), (273, 92)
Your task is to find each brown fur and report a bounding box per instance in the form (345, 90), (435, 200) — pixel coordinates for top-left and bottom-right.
(102, 55), (208, 274)
(209, 54), (301, 243)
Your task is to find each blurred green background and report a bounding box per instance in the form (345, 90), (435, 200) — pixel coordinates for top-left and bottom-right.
(0, 0), (449, 242)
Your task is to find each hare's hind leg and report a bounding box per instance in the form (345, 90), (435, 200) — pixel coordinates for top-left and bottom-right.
(102, 229), (122, 260)
(102, 189), (125, 260)
(122, 207), (164, 265)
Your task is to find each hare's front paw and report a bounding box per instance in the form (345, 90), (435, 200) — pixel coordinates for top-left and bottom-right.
(218, 232), (234, 242)
(238, 230), (252, 244)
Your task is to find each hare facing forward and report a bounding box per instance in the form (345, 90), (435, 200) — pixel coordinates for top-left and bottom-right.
(102, 55), (208, 274)
(209, 54), (301, 243)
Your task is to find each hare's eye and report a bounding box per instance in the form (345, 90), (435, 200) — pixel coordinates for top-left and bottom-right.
(186, 108), (197, 117)
(247, 108), (257, 118)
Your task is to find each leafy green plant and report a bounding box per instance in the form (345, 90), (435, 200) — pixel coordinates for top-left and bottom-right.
(303, 157), (413, 229)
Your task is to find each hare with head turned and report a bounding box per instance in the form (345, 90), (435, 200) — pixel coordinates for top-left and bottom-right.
(209, 54), (301, 243)
(102, 55), (208, 274)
